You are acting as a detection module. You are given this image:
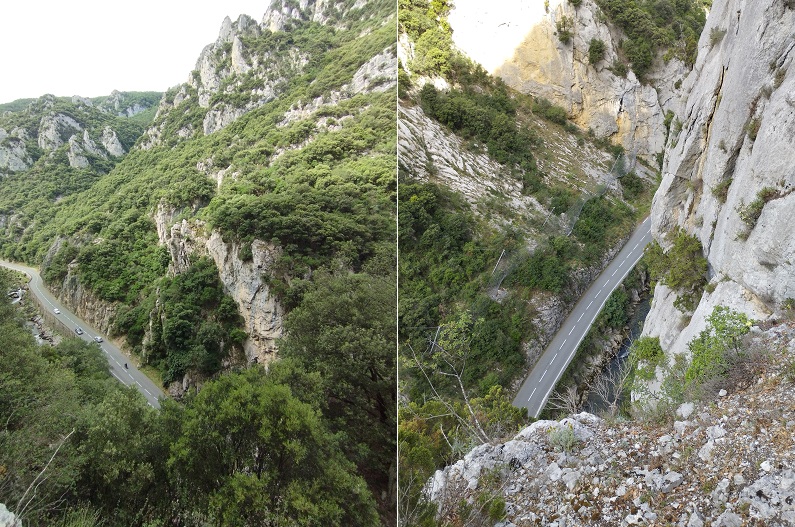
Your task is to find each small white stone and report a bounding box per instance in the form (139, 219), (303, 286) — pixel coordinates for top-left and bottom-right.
(760, 460), (772, 472)
(718, 389), (727, 397)
(677, 403), (695, 419)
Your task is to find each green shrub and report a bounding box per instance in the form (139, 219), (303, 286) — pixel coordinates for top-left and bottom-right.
(610, 60), (628, 77)
(644, 228), (707, 312)
(631, 336), (664, 366)
(746, 117), (761, 140)
(784, 358), (795, 383)
(548, 424), (577, 452)
(685, 306), (750, 384)
(533, 97), (568, 125)
(589, 38), (606, 64)
(709, 27), (727, 47)
(663, 110), (675, 138)
(712, 178), (732, 203)
(738, 187), (778, 231)
(238, 242), (254, 262)
(556, 16), (573, 44)
(774, 68), (787, 89)
(620, 171), (645, 200)
(595, 0), (705, 72)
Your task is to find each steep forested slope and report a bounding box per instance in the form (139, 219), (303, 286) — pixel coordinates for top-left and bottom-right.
(0, 270), (379, 526)
(397, 1), (667, 523)
(0, 91), (159, 259)
(1, 0), (396, 524)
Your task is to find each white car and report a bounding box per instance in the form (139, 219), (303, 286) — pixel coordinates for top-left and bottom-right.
(94, 336), (103, 343)
(53, 308), (61, 314)
(74, 327), (83, 335)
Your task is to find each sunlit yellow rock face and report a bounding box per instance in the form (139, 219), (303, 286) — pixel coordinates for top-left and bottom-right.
(447, 0), (548, 75)
(448, 0), (687, 162)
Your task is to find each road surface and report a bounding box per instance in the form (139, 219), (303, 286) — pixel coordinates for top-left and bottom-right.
(513, 217), (652, 418)
(1, 260), (164, 408)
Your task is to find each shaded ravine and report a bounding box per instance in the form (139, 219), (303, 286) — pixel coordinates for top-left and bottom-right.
(513, 217), (652, 417)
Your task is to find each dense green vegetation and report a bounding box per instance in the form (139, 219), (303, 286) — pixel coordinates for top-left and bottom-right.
(588, 38), (607, 64)
(0, 93), (160, 263)
(116, 257), (247, 383)
(399, 14), (651, 520)
(0, 98), (36, 112)
(1, 4), (396, 521)
(0, 277), (379, 526)
(644, 227), (708, 311)
(595, 0), (707, 79)
(398, 0), (455, 77)
(417, 81), (541, 191)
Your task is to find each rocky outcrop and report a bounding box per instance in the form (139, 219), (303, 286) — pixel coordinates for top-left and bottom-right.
(429, 323), (795, 526)
(206, 233), (284, 365)
(99, 89), (153, 117)
(446, 0), (688, 161)
(65, 129), (122, 169)
(56, 262), (118, 337)
(642, 0), (795, 360)
(142, 0), (392, 144)
(0, 136), (31, 173)
(38, 113), (82, 151)
(101, 126), (125, 156)
(155, 206), (284, 365)
(0, 504), (21, 527)
(66, 135), (90, 168)
(278, 48), (396, 127)
(261, 0), (337, 31)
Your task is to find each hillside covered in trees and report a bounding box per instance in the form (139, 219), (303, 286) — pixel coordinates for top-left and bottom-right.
(396, 0), (706, 523)
(0, 0), (396, 524)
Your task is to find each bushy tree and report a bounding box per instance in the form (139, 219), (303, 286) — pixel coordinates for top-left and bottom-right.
(168, 368), (379, 526)
(686, 306), (751, 384)
(278, 271), (396, 512)
(589, 38), (607, 64)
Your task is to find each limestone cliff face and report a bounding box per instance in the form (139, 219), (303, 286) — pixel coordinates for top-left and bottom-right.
(447, 0), (689, 161)
(141, 0), (394, 147)
(39, 237), (118, 336)
(643, 0), (795, 358)
(154, 203), (284, 365)
(0, 130), (31, 173)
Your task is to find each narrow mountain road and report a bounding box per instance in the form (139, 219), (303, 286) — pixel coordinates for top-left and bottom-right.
(513, 217), (652, 418)
(1, 260), (164, 409)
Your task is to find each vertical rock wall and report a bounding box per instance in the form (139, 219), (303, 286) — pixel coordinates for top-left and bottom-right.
(643, 0), (795, 358)
(447, 0), (688, 161)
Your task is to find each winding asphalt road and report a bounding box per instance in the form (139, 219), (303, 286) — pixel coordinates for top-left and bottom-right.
(1, 260), (164, 408)
(513, 217), (652, 418)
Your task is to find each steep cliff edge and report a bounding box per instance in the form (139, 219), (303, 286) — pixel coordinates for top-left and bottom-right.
(447, 0), (691, 162)
(428, 322), (795, 526)
(643, 0), (795, 359)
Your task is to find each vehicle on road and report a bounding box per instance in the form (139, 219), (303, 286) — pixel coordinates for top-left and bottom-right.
(53, 308), (61, 314)
(94, 336), (103, 343)
(74, 327), (83, 335)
